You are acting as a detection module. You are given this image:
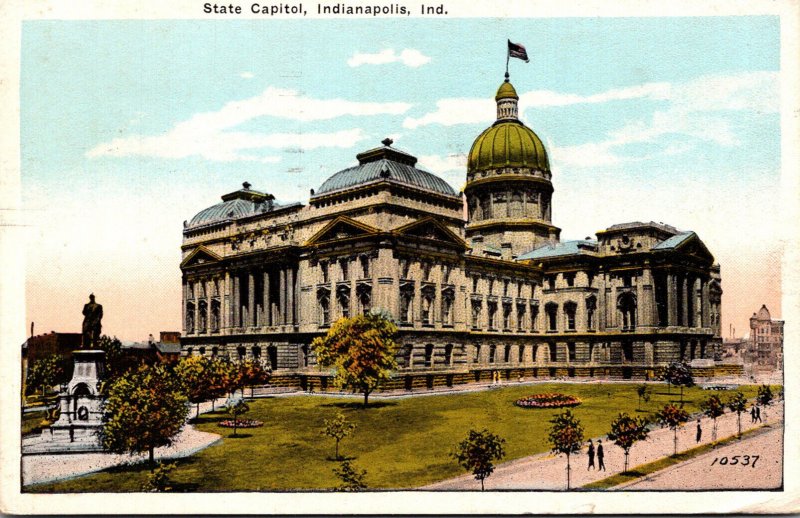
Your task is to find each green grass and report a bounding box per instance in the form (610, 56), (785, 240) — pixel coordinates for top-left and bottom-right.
(22, 410), (50, 437)
(27, 383), (767, 492)
(582, 422), (773, 489)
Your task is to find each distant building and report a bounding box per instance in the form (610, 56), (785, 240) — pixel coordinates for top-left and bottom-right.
(748, 305), (783, 371)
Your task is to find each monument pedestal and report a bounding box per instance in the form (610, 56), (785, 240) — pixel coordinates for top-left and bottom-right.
(23, 350), (107, 454)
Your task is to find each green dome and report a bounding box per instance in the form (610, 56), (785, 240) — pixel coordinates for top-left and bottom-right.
(495, 81), (519, 100)
(468, 121), (550, 173)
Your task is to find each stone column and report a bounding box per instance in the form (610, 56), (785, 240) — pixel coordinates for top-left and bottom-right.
(680, 276), (689, 327)
(287, 267), (295, 325)
(667, 273), (677, 326)
(223, 272), (231, 328)
(279, 268), (286, 325)
(641, 267), (655, 326)
(263, 270), (271, 326)
(233, 274), (241, 328)
(181, 281), (187, 334)
(701, 279), (710, 328)
(247, 272), (256, 327)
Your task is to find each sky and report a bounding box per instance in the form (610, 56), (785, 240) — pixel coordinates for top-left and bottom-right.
(20, 16), (782, 342)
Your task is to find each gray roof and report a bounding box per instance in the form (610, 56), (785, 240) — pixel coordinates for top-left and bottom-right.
(314, 144), (457, 197)
(652, 231), (695, 250)
(187, 185), (301, 230)
(517, 240), (597, 260)
(156, 342), (182, 354)
(602, 221), (680, 234)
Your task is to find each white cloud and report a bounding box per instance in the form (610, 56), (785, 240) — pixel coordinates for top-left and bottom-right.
(239, 71), (254, 79)
(347, 48), (431, 68)
(418, 153), (467, 174)
(87, 87), (411, 162)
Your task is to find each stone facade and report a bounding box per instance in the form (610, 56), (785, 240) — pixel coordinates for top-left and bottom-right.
(747, 305), (783, 371)
(179, 76), (725, 386)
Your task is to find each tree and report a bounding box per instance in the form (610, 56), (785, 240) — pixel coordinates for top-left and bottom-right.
(226, 396), (250, 437)
(757, 385), (774, 422)
(175, 356), (216, 418)
(654, 403), (689, 456)
(727, 391), (748, 438)
(311, 312), (399, 408)
(97, 335), (139, 380)
(636, 384), (651, 409)
(27, 356), (64, 397)
(700, 395), (725, 444)
(236, 359), (272, 399)
(101, 364), (189, 469)
(451, 429), (506, 491)
(321, 413), (356, 460)
(333, 460), (367, 491)
(548, 409), (584, 490)
(206, 357), (238, 409)
(661, 361), (694, 403)
(607, 413), (650, 473)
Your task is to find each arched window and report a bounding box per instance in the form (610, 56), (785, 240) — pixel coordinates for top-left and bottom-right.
(509, 190), (523, 218)
(357, 285), (372, 315)
(618, 292), (637, 330)
(548, 342), (557, 362)
(186, 302), (195, 334)
(425, 344), (434, 368)
(421, 291), (434, 326)
(585, 295), (597, 330)
(337, 289), (350, 319)
(268, 346), (278, 370)
(518, 345), (525, 364)
(444, 344), (453, 366)
(471, 301), (482, 329)
(480, 195), (491, 220)
(252, 346), (261, 359)
(211, 346), (219, 357)
(359, 255), (370, 278)
(317, 289), (331, 326)
(199, 346), (206, 356)
(403, 344), (414, 368)
(473, 344), (481, 363)
(545, 302), (558, 331)
(504, 345), (511, 363)
(237, 346), (246, 359)
(400, 286), (414, 324)
(487, 302), (498, 330)
(210, 300), (221, 332)
(198, 300), (208, 333)
(186, 347), (193, 356)
(301, 344), (309, 367)
(441, 288), (455, 326)
(564, 301), (577, 331)
(489, 344), (496, 363)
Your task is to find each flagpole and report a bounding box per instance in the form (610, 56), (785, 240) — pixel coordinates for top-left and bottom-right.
(505, 45), (510, 81)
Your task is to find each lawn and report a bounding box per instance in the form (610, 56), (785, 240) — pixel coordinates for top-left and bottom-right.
(27, 382), (767, 492)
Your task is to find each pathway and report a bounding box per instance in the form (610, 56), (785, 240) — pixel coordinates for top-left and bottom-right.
(425, 400), (783, 490)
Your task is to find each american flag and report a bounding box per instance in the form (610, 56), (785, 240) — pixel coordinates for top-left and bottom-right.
(508, 40), (530, 63)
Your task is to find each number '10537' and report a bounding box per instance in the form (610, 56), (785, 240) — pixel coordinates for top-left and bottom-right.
(711, 455), (759, 467)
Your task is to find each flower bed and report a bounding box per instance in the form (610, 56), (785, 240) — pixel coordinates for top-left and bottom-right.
(218, 419), (263, 428)
(514, 393), (582, 409)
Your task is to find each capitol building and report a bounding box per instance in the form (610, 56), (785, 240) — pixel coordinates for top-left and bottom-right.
(179, 76), (728, 389)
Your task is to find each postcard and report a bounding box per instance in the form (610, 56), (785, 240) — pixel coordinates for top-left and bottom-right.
(1, 0), (798, 514)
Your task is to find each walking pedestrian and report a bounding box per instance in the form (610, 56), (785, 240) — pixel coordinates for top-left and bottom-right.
(696, 418), (702, 443)
(755, 405), (762, 423)
(750, 405), (757, 423)
(597, 439), (606, 471)
(587, 439), (595, 470)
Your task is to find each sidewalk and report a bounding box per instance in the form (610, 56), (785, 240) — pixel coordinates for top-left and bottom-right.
(425, 400), (784, 490)
(21, 396), (231, 487)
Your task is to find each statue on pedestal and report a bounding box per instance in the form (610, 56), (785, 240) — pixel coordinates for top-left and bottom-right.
(82, 293), (103, 349)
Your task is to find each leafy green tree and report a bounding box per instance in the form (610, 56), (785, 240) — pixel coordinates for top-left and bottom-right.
(333, 460), (367, 491)
(661, 361), (694, 403)
(175, 356), (214, 418)
(97, 335), (139, 380)
(654, 403), (690, 455)
(757, 385), (774, 422)
(608, 413), (650, 472)
(101, 364), (188, 469)
(636, 384), (651, 409)
(226, 397), (250, 437)
(27, 356), (64, 397)
(548, 409), (584, 490)
(321, 412), (357, 460)
(700, 395), (725, 444)
(207, 357), (238, 409)
(235, 359), (272, 398)
(311, 312), (399, 408)
(451, 429), (506, 491)
(727, 391), (748, 437)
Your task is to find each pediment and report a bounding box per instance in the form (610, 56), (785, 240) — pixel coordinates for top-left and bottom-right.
(393, 217), (466, 247)
(673, 235), (715, 263)
(180, 246), (222, 268)
(305, 216), (380, 245)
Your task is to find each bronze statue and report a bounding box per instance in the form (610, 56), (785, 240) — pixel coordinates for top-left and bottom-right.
(81, 293), (103, 348)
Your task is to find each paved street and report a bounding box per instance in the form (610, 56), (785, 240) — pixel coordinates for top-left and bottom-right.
(425, 400), (783, 491)
(618, 423), (782, 490)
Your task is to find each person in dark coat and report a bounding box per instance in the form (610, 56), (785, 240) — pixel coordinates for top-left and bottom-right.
(597, 439), (606, 471)
(755, 405), (762, 423)
(750, 405), (757, 423)
(587, 439), (595, 470)
(696, 418), (702, 443)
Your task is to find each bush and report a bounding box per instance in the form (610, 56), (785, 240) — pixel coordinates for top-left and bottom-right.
(143, 462), (177, 492)
(515, 393), (581, 409)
